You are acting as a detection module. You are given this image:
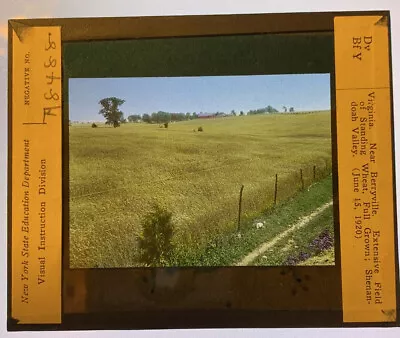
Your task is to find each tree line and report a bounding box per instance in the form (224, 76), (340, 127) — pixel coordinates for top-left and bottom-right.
(129, 111), (200, 123)
(97, 97), (294, 127)
(247, 105), (279, 115)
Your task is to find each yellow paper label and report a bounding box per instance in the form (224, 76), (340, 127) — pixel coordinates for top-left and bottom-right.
(11, 26), (62, 324)
(335, 16), (397, 322)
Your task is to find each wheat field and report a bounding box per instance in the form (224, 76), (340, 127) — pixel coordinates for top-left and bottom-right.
(69, 111), (332, 268)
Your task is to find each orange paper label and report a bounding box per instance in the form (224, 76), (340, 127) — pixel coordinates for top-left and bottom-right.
(335, 16), (397, 322)
(11, 26), (62, 324)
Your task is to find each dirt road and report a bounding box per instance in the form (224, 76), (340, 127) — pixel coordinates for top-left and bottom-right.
(235, 200), (333, 266)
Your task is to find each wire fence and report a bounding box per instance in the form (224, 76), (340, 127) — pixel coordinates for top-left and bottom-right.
(236, 161), (332, 231)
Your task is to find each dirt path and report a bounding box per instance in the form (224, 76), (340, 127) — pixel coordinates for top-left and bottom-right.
(235, 200), (333, 266)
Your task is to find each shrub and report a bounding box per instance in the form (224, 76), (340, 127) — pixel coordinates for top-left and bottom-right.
(91, 123), (97, 128)
(137, 204), (175, 267)
(164, 122), (169, 128)
(198, 126), (203, 132)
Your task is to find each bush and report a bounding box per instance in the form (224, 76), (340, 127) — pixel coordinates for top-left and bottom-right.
(198, 126), (203, 132)
(137, 204), (175, 267)
(91, 123), (97, 128)
(164, 122), (169, 128)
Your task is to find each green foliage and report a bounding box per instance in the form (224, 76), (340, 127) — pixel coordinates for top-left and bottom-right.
(289, 107), (295, 112)
(198, 126), (203, 132)
(151, 111), (169, 124)
(91, 123), (97, 128)
(164, 122), (169, 128)
(98, 97), (125, 127)
(142, 113), (151, 123)
(137, 204), (175, 267)
(248, 105), (278, 115)
(136, 106), (281, 123)
(141, 111), (197, 124)
(127, 114), (141, 122)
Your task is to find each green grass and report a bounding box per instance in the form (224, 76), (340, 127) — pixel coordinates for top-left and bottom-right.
(69, 111), (332, 268)
(298, 247), (335, 266)
(171, 175), (333, 266)
(252, 202), (334, 266)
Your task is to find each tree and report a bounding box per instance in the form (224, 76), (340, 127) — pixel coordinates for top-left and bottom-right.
(98, 97), (125, 127)
(142, 113), (151, 123)
(231, 110), (236, 116)
(128, 114), (141, 122)
(151, 111), (170, 124)
(265, 105), (278, 113)
(240, 111), (244, 116)
(289, 107), (295, 112)
(282, 106), (287, 113)
(137, 204), (175, 267)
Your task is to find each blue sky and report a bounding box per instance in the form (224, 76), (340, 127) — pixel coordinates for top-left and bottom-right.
(69, 74), (330, 121)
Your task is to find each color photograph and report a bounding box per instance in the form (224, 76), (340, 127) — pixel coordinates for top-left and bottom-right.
(69, 74), (334, 268)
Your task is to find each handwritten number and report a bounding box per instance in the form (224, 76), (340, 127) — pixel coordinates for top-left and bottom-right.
(45, 32), (56, 51)
(24, 31), (60, 125)
(44, 56), (57, 68)
(46, 72), (61, 85)
(43, 106), (61, 123)
(44, 89), (60, 101)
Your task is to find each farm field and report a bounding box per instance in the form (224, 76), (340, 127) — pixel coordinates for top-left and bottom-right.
(69, 111), (332, 268)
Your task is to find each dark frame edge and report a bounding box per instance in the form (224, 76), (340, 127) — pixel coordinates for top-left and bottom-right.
(5, 10), (395, 42)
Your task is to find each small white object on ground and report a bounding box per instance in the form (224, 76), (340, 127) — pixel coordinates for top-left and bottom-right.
(255, 222), (264, 229)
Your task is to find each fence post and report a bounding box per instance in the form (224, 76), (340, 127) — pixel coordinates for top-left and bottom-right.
(300, 168), (304, 190)
(313, 165), (316, 181)
(274, 174), (278, 205)
(237, 185), (244, 232)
